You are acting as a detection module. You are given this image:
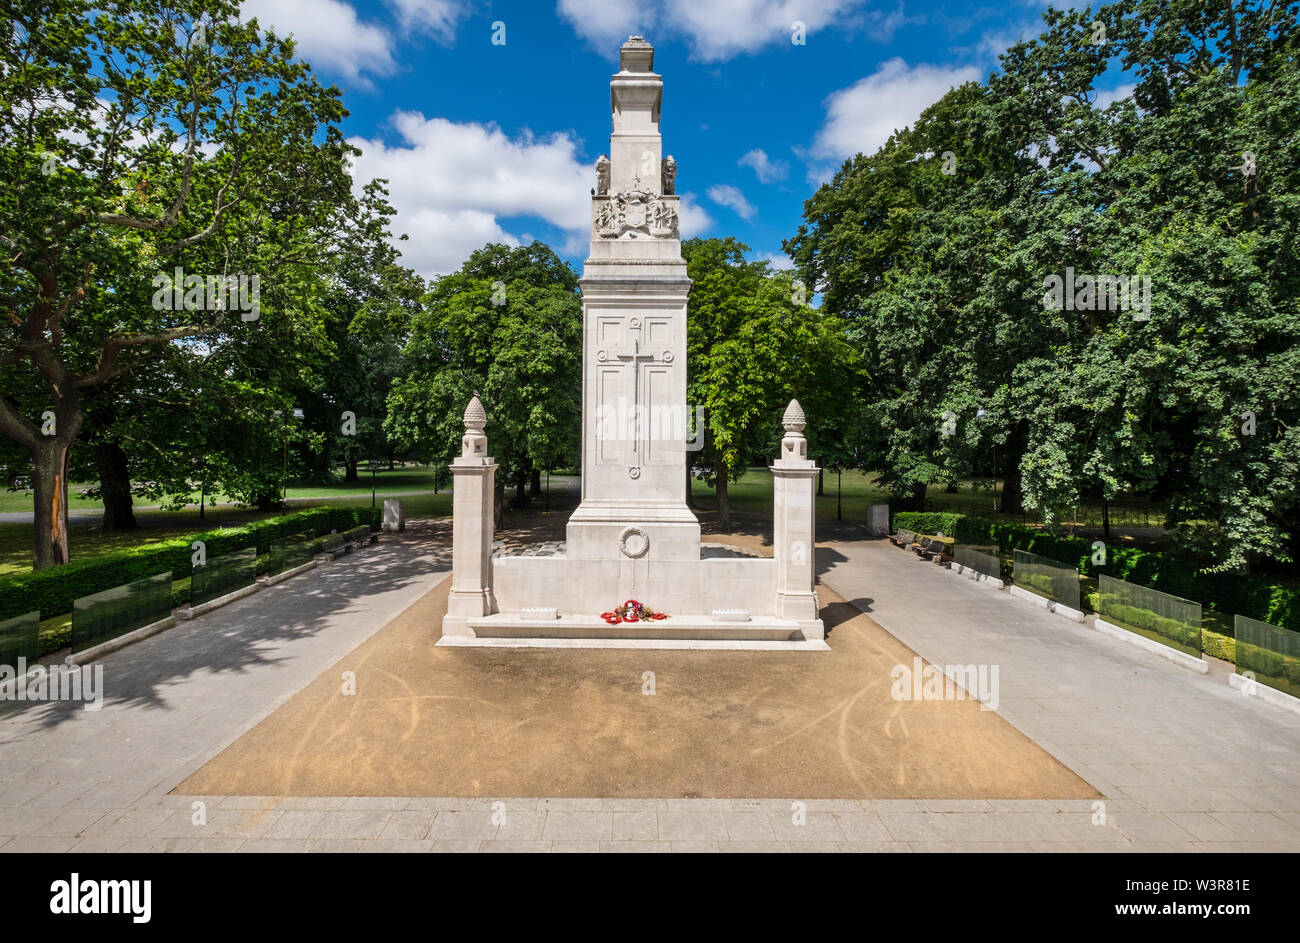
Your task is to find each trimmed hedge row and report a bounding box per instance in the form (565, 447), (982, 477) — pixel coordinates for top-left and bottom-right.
(891, 512), (963, 537)
(1099, 599), (1201, 647)
(0, 506), (380, 622)
(890, 511), (1300, 631)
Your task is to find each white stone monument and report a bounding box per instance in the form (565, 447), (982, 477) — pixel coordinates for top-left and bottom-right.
(439, 37), (826, 649)
(383, 497), (406, 533)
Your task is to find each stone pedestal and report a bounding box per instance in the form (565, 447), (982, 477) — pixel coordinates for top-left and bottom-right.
(771, 401), (824, 639)
(383, 498), (406, 533)
(442, 396), (496, 638)
(867, 503), (890, 537)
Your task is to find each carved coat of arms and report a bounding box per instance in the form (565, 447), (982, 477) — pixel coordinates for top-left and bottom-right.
(594, 189), (678, 239)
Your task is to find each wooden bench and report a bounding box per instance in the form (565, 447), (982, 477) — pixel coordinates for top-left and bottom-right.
(915, 535), (955, 563)
(319, 533), (348, 559)
(889, 529), (917, 549)
(345, 525), (374, 549)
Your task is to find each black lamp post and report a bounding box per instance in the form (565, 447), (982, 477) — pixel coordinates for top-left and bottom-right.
(976, 408), (996, 516)
(272, 408), (304, 504)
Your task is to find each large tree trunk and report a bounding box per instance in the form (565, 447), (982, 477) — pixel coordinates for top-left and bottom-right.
(530, 467), (541, 496)
(898, 481), (928, 512)
(1000, 452), (1025, 515)
(716, 467), (730, 532)
(93, 441), (137, 531)
(31, 436), (75, 570)
(344, 457), (359, 482)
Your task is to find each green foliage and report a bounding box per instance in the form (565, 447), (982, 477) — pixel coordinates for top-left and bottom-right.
(891, 512), (963, 536)
(0, 0), (404, 564)
(0, 506), (377, 621)
(788, 0), (1300, 564)
(953, 514), (1300, 630)
(1098, 599), (1201, 648)
(385, 243), (582, 499)
(1201, 630), (1235, 663)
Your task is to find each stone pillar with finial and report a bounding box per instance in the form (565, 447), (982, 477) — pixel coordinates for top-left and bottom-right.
(771, 399), (824, 639)
(443, 392), (496, 637)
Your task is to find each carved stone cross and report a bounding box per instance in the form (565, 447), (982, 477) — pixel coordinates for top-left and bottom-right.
(598, 319), (672, 463)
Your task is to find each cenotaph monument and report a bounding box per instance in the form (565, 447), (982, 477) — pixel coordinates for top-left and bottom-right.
(439, 36), (826, 649)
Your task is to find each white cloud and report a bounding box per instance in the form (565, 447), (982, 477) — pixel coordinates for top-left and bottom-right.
(706, 183), (756, 220)
(758, 251), (794, 270)
(557, 0), (863, 61)
(384, 0), (467, 42)
(1094, 83), (1136, 110)
(809, 58), (982, 177)
(243, 0), (395, 81)
(555, 0), (656, 51)
(738, 147), (789, 183)
(349, 113), (595, 276)
(677, 193), (715, 237)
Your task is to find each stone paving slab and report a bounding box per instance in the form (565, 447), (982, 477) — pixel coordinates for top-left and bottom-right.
(4, 797), (1293, 851)
(1, 528), (1297, 852)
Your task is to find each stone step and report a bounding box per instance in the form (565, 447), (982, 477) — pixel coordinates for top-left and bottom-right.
(466, 613), (808, 642)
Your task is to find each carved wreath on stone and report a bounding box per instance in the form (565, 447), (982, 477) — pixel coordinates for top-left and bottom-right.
(593, 189), (678, 239)
(619, 525), (650, 559)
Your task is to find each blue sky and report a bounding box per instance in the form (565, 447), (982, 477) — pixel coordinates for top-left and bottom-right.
(239, 0), (1095, 278)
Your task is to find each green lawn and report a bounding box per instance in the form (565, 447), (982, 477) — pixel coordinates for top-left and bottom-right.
(688, 467), (1164, 529)
(0, 484), (456, 578)
(1, 465), (1166, 577)
(0, 465), (452, 514)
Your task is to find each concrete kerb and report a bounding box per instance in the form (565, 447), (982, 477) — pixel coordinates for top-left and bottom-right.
(265, 559), (317, 586)
(944, 562), (1005, 591)
(64, 615), (179, 666)
(182, 581), (263, 621)
(1008, 584), (1086, 623)
(1093, 617), (1209, 674)
(1227, 671), (1300, 715)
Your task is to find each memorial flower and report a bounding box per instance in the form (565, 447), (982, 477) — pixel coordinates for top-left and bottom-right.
(601, 599), (668, 624)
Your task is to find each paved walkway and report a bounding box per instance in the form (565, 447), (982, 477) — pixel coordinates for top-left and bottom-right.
(0, 532), (1296, 852)
(816, 538), (1300, 850)
(0, 522), (451, 851)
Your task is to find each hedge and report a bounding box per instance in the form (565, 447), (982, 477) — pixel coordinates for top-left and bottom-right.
(1098, 599), (1201, 647)
(891, 512), (963, 537)
(0, 505), (380, 622)
(890, 511), (1300, 632)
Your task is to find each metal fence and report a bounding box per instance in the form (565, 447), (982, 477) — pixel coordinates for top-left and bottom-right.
(71, 572), (172, 654)
(955, 545), (1000, 580)
(1235, 614), (1300, 698)
(0, 611), (40, 669)
(191, 547), (258, 608)
(1098, 574), (1201, 656)
(1012, 549), (1080, 610)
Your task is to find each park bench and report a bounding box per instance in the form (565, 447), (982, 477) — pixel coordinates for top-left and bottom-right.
(345, 525), (377, 550)
(916, 535), (955, 564)
(889, 528), (917, 549)
(319, 532), (349, 560)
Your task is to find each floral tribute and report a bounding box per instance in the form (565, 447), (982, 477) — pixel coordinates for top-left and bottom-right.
(600, 599), (669, 625)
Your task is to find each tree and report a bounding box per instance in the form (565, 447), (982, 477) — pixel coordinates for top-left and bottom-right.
(0, 0), (358, 566)
(786, 0), (1300, 573)
(385, 243), (582, 526)
(683, 237), (863, 529)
